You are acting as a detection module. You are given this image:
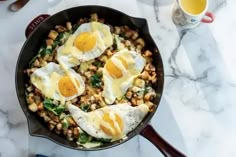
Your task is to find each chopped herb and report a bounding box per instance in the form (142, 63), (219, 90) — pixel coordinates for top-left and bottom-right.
(40, 48), (53, 57)
(143, 87), (150, 95)
(80, 104), (90, 112)
(53, 105), (65, 115)
(52, 40), (60, 49)
(29, 55), (38, 67)
(90, 74), (102, 88)
(93, 61), (102, 67)
(122, 95), (128, 100)
(112, 37), (118, 50)
(43, 99), (65, 115)
(96, 138), (112, 143)
(120, 32), (128, 39)
(43, 98), (54, 110)
(59, 113), (67, 120)
(72, 24), (80, 33)
(78, 132), (90, 144)
(62, 118), (70, 128)
(56, 32), (64, 41)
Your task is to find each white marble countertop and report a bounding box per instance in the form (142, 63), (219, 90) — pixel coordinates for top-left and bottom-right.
(0, 0), (236, 156)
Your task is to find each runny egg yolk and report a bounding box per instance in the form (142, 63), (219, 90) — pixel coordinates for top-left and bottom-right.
(58, 76), (80, 97)
(105, 57), (128, 79)
(100, 112), (123, 137)
(74, 32), (97, 52)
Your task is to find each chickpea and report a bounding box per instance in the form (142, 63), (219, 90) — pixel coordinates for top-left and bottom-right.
(37, 102), (44, 110)
(124, 40), (131, 47)
(135, 38), (145, 47)
(89, 65), (97, 71)
(136, 45), (142, 52)
(126, 91), (133, 99)
(149, 74), (157, 84)
(90, 104), (97, 111)
(106, 50), (113, 57)
(146, 101), (154, 109)
(26, 86), (33, 92)
(114, 26), (121, 34)
(134, 78), (145, 88)
(55, 25), (66, 32)
(52, 116), (59, 123)
(71, 97), (78, 103)
(47, 56), (53, 62)
(124, 30), (133, 38)
(140, 71), (149, 80)
(137, 99), (144, 105)
(33, 59), (40, 67)
(73, 127), (79, 138)
(144, 92), (156, 101)
(35, 88), (42, 96)
(28, 96), (34, 104)
(63, 128), (68, 135)
(55, 129), (61, 134)
(56, 123), (62, 131)
(49, 120), (57, 125)
(66, 22), (72, 31)
(145, 63), (156, 72)
(66, 129), (73, 139)
(143, 50), (152, 57)
(67, 117), (76, 126)
(132, 31), (139, 40)
(48, 123), (55, 131)
(131, 98), (137, 106)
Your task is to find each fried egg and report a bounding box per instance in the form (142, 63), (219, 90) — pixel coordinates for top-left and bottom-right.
(57, 22), (113, 68)
(30, 62), (85, 103)
(68, 103), (149, 140)
(102, 49), (146, 104)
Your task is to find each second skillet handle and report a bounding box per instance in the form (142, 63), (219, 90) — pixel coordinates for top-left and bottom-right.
(140, 124), (186, 157)
(25, 14), (50, 38)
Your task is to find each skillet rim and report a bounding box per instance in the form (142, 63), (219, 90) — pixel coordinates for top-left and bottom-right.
(15, 5), (165, 151)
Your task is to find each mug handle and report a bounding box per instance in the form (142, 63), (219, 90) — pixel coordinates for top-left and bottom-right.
(140, 124), (187, 157)
(201, 12), (215, 23)
(25, 14), (50, 38)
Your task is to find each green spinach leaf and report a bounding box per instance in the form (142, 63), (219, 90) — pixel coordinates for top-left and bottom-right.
(96, 138), (111, 143)
(78, 132), (90, 144)
(93, 61), (103, 68)
(40, 48), (53, 57)
(72, 24), (80, 33)
(43, 99), (65, 115)
(90, 74), (102, 88)
(80, 104), (90, 112)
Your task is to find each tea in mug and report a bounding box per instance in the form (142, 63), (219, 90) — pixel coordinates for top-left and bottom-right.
(180, 0), (206, 15)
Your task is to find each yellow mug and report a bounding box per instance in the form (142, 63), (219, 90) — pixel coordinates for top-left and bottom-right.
(172, 0), (215, 28)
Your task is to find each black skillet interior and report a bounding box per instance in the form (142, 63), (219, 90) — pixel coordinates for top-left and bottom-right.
(15, 5), (164, 150)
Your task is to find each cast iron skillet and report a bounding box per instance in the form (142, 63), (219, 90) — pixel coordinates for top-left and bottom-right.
(15, 5), (186, 157)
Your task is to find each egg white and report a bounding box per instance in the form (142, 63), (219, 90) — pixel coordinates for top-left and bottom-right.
(102, 49), (146, 104)
(68, 103), (149, 140)
(56, 22), (113, 68)
(30, 62), (85, 102)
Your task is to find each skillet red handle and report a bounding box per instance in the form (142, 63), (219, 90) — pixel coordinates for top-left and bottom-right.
(25, 14), (50, 38)
(140, 124), (187, 157)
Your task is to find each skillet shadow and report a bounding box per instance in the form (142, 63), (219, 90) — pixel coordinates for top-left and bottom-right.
(171, 23), (229, 115)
